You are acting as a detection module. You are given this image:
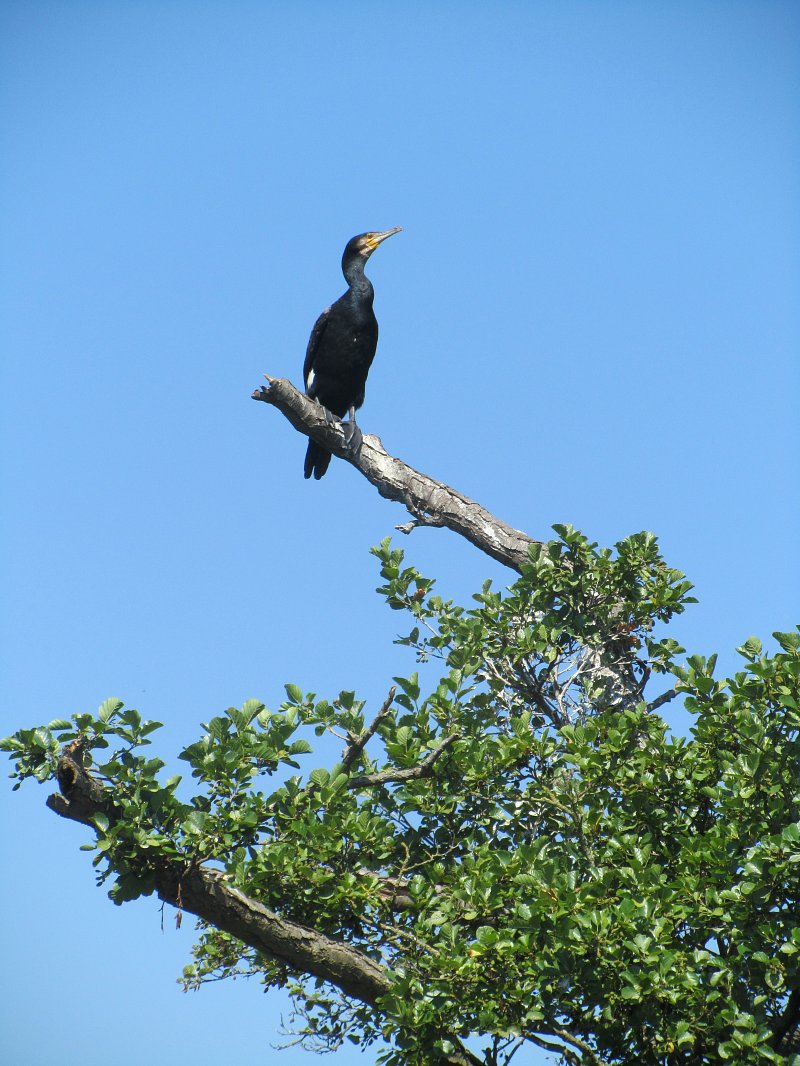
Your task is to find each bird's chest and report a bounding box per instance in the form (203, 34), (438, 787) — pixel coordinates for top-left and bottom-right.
(321, 309), (378, 370)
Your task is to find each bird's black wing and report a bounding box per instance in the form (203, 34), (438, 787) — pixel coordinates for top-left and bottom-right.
(303, 306), (331, 395)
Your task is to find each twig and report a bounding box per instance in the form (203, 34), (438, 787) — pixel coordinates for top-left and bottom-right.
(341, 686), (396, 770)
(646, 687), (678, 713)
(348, 733), (459, 789)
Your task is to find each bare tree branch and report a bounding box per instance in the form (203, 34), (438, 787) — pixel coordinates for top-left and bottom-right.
(252, 378), (537, 572)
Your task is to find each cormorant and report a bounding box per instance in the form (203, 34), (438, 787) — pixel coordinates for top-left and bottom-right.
(303, 228), (402, 479)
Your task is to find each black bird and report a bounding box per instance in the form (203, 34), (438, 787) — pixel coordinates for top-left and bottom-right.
(303, 228), (402, 479)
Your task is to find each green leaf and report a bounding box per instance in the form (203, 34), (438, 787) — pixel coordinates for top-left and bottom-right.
(393, 674), (420, 701)
(737, 636), (763, 661)
(182, 810), (208, 835)
(241, 699), (265, 721)
(773, 628), (800, 652)
(97, 698), (124, 723)
(288, 738), (312, 756)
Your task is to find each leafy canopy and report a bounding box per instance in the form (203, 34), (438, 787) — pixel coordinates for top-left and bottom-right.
(4, 526), (800, 1065)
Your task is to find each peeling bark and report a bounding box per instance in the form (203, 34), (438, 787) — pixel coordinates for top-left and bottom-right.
(252, 378), (536, 572)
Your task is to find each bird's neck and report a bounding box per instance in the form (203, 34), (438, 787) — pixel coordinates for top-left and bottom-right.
(342, 259), (374, 303)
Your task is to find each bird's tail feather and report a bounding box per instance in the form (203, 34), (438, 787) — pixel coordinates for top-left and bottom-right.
(304, 440), (332, 480)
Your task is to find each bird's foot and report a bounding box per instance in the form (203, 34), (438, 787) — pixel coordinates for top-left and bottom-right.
(316, 402), (334, 423)
(341, 419), (363, 455)
(314, 402), (362, 454)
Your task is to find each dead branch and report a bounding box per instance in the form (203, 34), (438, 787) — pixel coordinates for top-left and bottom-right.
(252, 378), (536, 572)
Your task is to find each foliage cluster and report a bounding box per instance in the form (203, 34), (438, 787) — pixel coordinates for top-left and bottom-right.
(4, 527), (800, 1065)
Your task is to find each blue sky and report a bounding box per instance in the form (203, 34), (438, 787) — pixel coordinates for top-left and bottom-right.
(1, 3), (797, 1064)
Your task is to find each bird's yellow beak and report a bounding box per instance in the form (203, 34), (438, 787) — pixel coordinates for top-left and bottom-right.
(364, 227), (402, 251)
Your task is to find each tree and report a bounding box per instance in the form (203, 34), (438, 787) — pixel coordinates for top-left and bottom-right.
(4, 379), (800, 1065)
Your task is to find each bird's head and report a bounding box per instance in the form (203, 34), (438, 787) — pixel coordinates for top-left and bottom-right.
(344, 228), (402, 264)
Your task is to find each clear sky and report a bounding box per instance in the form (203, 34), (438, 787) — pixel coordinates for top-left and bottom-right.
(1, 3), (797, 1064)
